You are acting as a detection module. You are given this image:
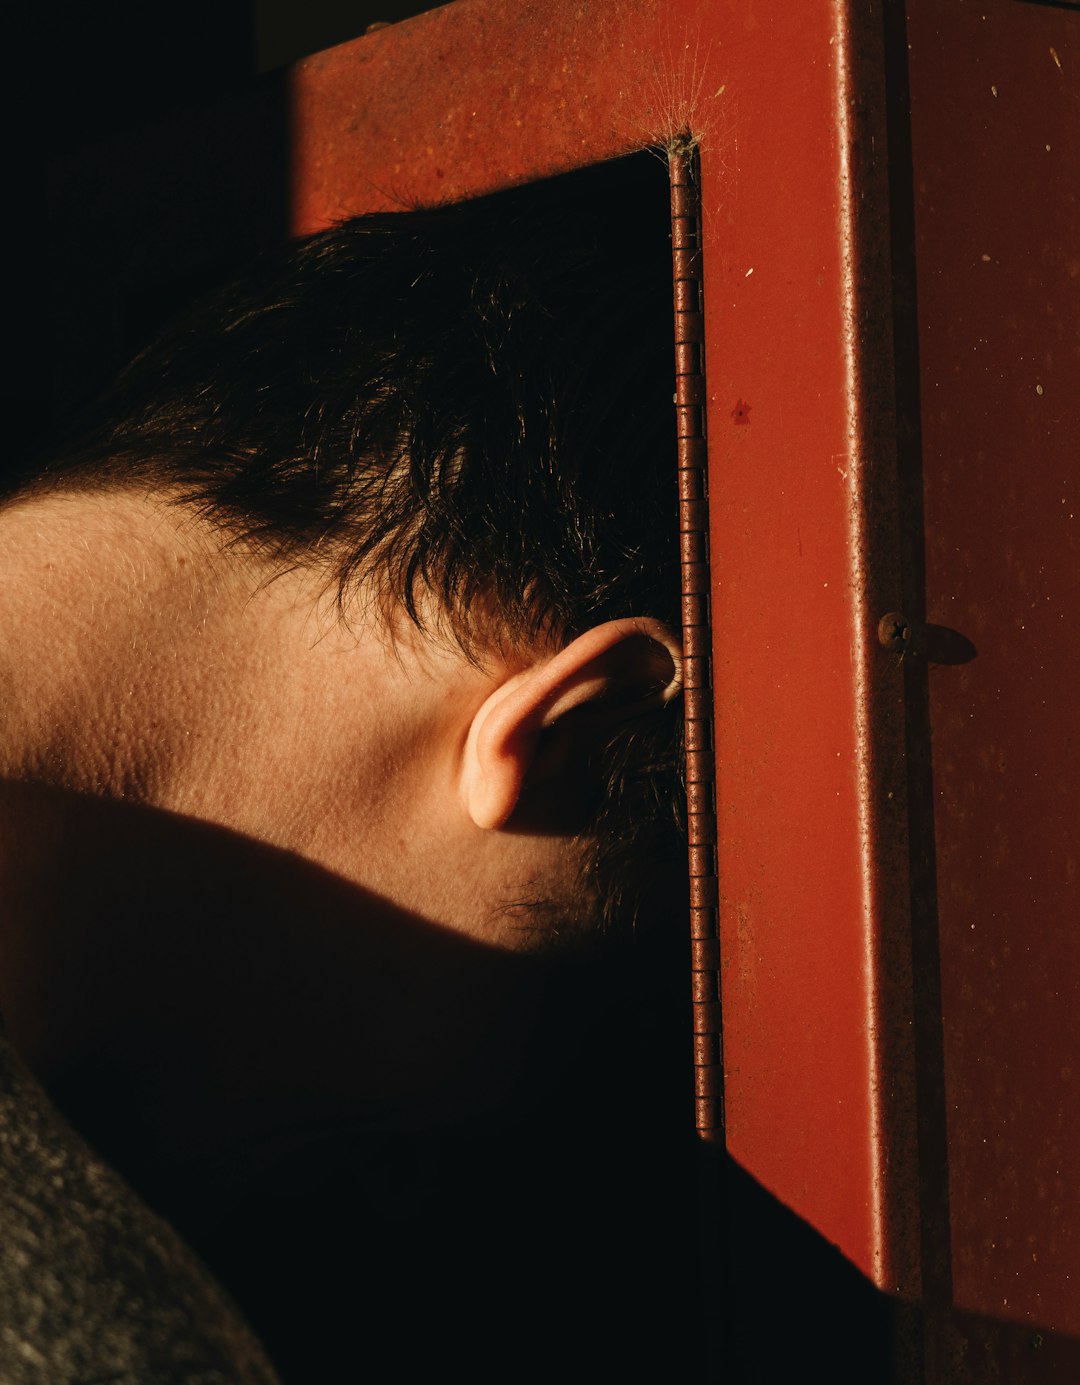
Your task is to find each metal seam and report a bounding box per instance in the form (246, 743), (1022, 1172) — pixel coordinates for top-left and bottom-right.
(669, 143), (723, 1143)
(833, 0), (886, 1275)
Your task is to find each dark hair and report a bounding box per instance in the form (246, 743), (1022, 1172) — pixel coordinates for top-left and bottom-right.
(33, 155), (685, 931)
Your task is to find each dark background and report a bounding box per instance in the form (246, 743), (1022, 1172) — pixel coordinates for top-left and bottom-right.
(16, 1), (439, 470)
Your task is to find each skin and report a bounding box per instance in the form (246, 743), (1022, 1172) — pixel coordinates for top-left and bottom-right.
(0, 486), (680, 1198)
(0, 489), (571, 935)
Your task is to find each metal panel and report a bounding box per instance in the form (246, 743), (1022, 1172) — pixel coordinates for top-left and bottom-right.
(907, 0), (1080, 1361)
(288, 0), (916, 1295)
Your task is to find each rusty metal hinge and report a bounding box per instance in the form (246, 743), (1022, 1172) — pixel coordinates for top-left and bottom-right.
(669, 142), (723, 1144)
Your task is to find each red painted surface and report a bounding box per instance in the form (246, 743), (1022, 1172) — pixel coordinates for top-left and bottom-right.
(292, 0), (668, 228)
(288, 0), (907, 1293)
(909, 0), (1080, 1339)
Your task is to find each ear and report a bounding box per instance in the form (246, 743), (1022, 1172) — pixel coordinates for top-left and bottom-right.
(461, 618), (682, 831)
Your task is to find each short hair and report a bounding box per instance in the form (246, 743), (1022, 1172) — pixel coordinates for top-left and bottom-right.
(29, 155), (685, 933)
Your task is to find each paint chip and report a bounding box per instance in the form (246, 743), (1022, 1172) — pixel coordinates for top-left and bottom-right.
(1050, 47), (1061, 69)
(1036, 384), (1044, 395)
(745, 267), (754, 277)
(981, 254), (991, 262)
(991, 84), (998, 96)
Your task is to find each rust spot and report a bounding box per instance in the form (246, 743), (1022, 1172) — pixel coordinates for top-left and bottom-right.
(731, 398), (752, 425)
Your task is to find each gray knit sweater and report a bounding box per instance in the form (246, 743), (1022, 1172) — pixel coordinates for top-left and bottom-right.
(0, 1035), (279, 1384)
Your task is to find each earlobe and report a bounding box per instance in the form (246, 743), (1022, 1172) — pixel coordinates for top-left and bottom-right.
(461, 618), (682, 831)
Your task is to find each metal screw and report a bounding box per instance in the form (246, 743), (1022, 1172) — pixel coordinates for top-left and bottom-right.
(878, 612), (912, 649)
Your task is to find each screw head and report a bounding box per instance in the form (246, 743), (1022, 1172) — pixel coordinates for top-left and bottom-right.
(878, 612), (912, 649)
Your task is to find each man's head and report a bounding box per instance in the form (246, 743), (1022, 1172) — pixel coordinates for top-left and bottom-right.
(8, 156), (684, 948)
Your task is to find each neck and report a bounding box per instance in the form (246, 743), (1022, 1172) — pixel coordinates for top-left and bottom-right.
(0, 487), (565, 1214)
